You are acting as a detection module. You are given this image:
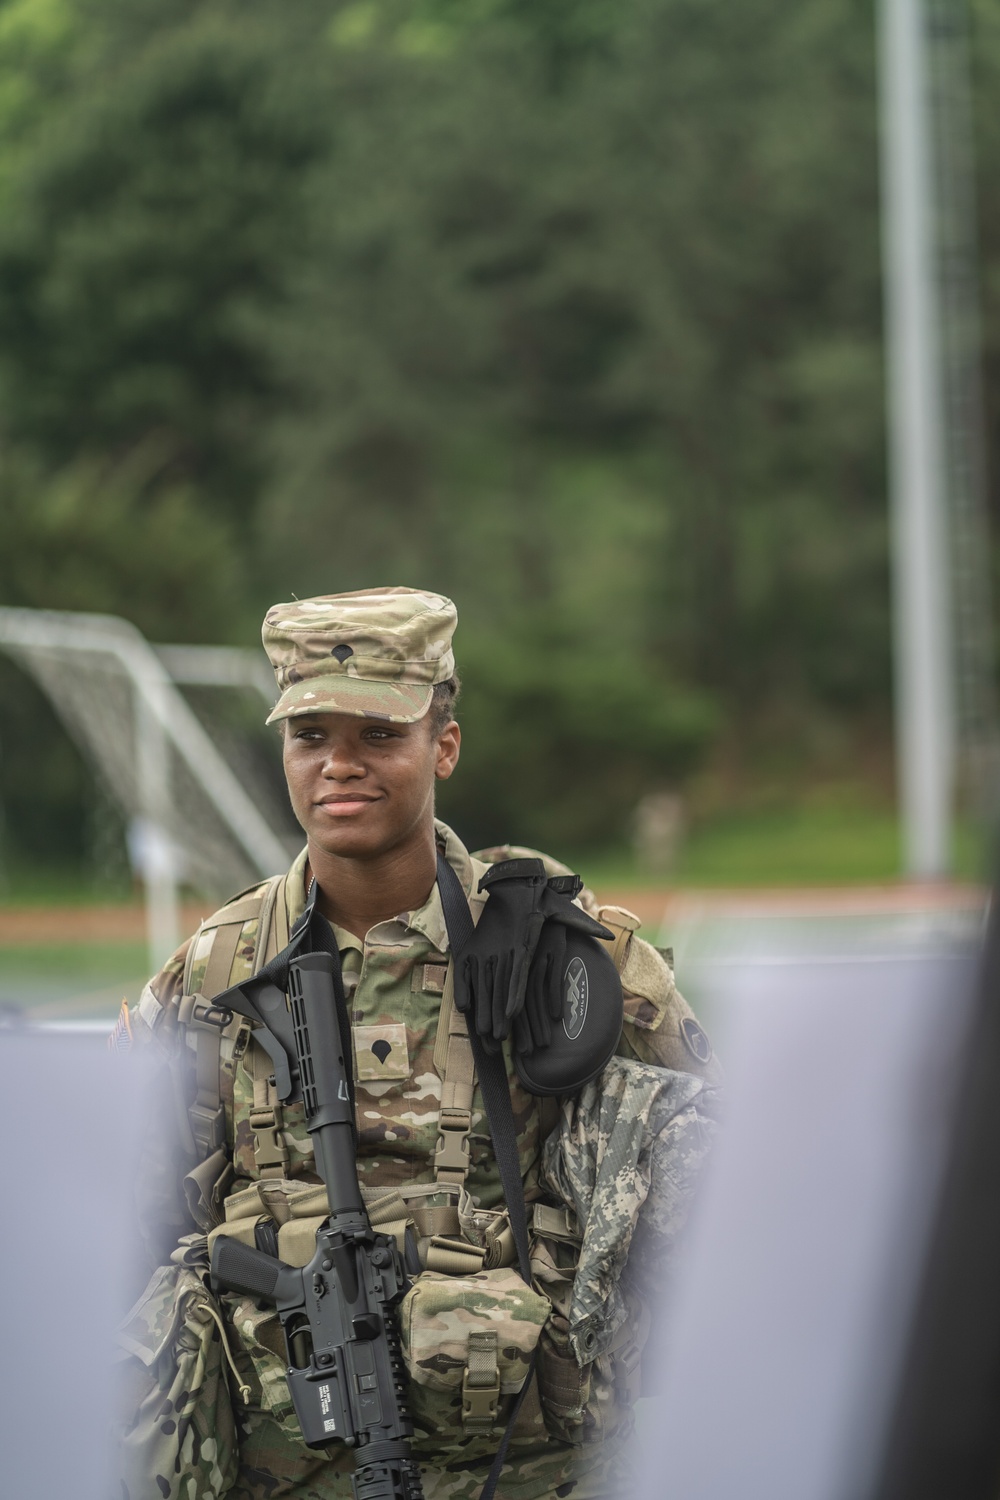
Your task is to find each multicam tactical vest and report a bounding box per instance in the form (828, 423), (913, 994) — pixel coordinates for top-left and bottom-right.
(159, 823), (698, 1461)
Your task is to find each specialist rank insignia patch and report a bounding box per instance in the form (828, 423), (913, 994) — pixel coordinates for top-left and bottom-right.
(353, 1023), (409, 1082)
(681, 1016), (713, 1065)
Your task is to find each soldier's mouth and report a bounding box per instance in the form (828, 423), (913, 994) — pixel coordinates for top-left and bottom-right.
(317, 794), (381, 817)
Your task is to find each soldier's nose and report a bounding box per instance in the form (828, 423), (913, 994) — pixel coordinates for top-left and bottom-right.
(322, 743), (366, 779)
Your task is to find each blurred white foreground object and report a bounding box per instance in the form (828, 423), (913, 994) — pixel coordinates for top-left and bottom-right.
(636, 943), (979, 1500)
(0, 1024), (150, 1498)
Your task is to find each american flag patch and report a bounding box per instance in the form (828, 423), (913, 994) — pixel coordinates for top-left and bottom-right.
(108, 999), (133, 1053)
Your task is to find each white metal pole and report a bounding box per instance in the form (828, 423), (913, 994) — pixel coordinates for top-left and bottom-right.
(123, 638), (291, 878)
(878, 0), (956, 878)
(135, 675), (180, 972)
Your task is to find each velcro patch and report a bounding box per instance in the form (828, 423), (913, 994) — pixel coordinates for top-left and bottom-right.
(411, 963), (448, 994)
(620, 937), (676, 1031)
(354, 1024), (410, 1082)
(681, 1016), (713, 1064)
(137, 982), (163, 1031)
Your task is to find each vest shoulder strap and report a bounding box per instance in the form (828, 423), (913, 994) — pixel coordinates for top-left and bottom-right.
(593, 904), (642, 975)
(181, 875), (283, 997)
(433, 966), (476, 1186)
(431, 858), (491, 1188)
(180, 873), (286, 1162)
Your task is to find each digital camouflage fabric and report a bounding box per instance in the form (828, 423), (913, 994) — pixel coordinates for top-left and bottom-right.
(262, 587), (457, 725)
(126, 821), (718, 1498)
(542, 1056), (722, 1365)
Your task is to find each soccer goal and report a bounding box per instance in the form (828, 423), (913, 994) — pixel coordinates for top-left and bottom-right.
(0, 607), (298, 971)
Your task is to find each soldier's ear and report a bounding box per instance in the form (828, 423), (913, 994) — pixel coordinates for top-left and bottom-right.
(434, 721), (461, 780)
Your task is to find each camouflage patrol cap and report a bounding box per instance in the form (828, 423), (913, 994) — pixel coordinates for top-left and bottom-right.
(262, 587), (457, 725)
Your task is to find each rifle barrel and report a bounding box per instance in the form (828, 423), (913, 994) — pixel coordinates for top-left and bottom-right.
(289, 953), (364, 1216)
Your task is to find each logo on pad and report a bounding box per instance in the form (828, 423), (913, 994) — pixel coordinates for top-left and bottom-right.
(563, 958), (589, 1041)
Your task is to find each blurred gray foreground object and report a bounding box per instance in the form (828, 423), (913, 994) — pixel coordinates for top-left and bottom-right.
(0, 1024), (149, 1499)
(634, 935), (989, 1500)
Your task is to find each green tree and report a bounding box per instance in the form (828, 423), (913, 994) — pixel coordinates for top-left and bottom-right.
(0, 0), (329, 513)
(1, 0), (996, 868)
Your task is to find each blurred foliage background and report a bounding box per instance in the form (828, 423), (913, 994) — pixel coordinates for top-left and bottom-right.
(0, 0), (995, 885)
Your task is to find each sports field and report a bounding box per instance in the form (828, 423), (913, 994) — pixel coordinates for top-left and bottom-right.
(0, 881), (986, 1028)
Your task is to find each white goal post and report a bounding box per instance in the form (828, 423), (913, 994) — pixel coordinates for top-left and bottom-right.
(0, 607), (296, 972)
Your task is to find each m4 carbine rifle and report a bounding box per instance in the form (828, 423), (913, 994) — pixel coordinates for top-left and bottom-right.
(209, 952), (423, 1500)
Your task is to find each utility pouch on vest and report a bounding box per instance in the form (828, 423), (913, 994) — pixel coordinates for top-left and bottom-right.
(114, 1263), (245, 1500)
(398, 1266), (550, 1458)
(206, 1174), (537, 1456)
(529, 1201), (641, 1447)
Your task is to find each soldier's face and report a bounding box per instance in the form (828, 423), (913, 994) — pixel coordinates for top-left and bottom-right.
(281, 711), (460, 861)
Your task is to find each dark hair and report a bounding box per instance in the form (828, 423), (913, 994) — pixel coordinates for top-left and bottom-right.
(427, 673), (461, 737)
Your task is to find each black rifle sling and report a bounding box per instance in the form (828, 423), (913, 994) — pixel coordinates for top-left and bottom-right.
(436, 853), (539, 1500)
(435, 854), (532, 1281)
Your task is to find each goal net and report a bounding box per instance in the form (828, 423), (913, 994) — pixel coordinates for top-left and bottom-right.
(0, 608), (300, 963)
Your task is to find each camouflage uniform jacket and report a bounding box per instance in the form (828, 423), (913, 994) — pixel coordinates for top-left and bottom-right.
(128, 820), (720, 1498)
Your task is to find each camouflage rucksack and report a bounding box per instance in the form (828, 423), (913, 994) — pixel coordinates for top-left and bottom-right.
(115, 1257), (246, 1500)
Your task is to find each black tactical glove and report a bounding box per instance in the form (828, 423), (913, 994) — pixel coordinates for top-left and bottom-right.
(453, 858), (613, 1053)
(514, 876), (586, 1056)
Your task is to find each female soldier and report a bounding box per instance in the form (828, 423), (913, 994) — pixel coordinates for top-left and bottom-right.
(121, 586), (720, 1500)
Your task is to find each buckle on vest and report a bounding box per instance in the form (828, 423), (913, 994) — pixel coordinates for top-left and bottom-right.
(249, 1106), (288, 1175)
(200, 1003), (234, 1030)
(532, 1202), (581, 1245)
(462, 1330), (500, 1432)
(179, 993), (234, 1031)
(434, 1129), (470, 1177)
(188, 1101), (226, 1154)
(434, 1106), (471, 1180)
